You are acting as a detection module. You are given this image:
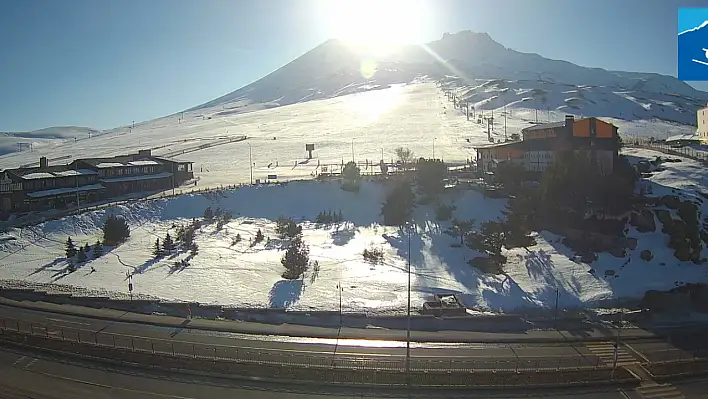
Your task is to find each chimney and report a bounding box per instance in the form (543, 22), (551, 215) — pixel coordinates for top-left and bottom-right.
(565, 115), (574, 127)
(138, 149), (152, 157)
(39, 157), (48, 168)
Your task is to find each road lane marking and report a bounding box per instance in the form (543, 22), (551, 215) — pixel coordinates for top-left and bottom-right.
(25, 369), (196, 398)
(23, 358), (37, 369)
(637, 382), (685, 399)
(583, 342), (638, 367)
(12, 356), (26, 367)
(46, 318), (90, 326)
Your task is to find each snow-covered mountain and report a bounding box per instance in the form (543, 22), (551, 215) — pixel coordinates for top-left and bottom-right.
(190, 30), (708, 126)
(0, 126), (101, 156)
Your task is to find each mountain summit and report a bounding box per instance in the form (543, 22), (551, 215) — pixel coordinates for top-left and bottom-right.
(190, 31), (708, 125)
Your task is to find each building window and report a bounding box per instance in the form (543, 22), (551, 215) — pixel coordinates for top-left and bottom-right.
(178, 164), (185, 172)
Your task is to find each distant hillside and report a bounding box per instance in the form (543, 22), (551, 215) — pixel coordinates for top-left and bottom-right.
(0, 126), (101, 156)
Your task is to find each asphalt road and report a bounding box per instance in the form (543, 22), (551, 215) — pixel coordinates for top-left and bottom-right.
(0, 346), (636, 399)
(0, 302), (705, 373)
(0, 303), (606, 371)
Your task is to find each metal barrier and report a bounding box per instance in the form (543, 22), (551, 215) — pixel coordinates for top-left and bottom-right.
(0, 316), (606, 372)
(626, 142), (708, 164)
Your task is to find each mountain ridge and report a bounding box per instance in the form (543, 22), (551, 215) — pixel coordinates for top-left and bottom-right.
(187, 30), (707, 126)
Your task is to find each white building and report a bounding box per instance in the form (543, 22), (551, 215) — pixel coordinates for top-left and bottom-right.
(699, 103), (708, 144)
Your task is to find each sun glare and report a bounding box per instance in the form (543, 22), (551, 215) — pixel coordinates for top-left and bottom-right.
(317, 0), (427, 55)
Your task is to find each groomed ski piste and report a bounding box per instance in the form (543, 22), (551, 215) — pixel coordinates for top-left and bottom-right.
(0, 82), (706, 315)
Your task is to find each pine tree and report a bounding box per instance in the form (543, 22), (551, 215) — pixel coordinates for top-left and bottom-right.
(153, 238), (162, 258)
(65, 237), (77, 258)
(181, 228), (195, 249)
(77, 247), (87, 262)
(254, 229), (264, 243)
(203, 206), (214, 221)
(102, 215), (130, 245)
(163, 233), (174, 252)
(93, 240), (103, 258)
(176, 226), (185, 242)
(381, 182), (415, 226)
(190, 242), (199, 255)
(281, 234), (309, 279)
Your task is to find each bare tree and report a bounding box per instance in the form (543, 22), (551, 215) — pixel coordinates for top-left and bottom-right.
(395, 147), (414, 170)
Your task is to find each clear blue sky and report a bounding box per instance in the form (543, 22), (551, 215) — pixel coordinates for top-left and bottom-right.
(1, 0), (707, 132)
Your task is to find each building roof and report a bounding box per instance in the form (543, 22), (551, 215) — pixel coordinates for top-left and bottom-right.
(26, 184), (105, 198)
(473, 141), (525, 150)
(22, 172), (56, 180)
(666, 133), (700, 142)
(128, 160), (161, 166)
(99, 172), (172, 184)
(521, 121), (566, 132)
(15, 167), (98, 180)
(53, 169), (98, 177)
(95, 162), (127, 168)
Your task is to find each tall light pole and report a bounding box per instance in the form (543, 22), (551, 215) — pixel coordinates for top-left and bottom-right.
(171, 162), (175, 196)
(503, 105), (508, 141)
(247, 142), (253, 185)
(406, 222), (412, 394)
(337, 283), (343, 327)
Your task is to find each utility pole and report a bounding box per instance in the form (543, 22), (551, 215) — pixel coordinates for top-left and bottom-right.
(503, 106), (508, 141)
(248, 142), (253, 185)
(171, 163), (175, 196)
(338, 283), (343, 327)
(406, 222), (412, 396)
(75, 163), (80, 211)
(554, 288), (559, 329)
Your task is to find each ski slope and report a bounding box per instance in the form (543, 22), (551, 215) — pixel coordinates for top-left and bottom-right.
(0, 82), (695, 191)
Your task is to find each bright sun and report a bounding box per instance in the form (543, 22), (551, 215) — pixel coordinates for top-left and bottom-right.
(317, 0), (427, 55)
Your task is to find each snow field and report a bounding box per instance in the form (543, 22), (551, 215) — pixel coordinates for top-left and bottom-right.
(2, 163), (707, 313)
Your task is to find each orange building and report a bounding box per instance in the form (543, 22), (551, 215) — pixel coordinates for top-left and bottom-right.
(475, 116), (620, 174)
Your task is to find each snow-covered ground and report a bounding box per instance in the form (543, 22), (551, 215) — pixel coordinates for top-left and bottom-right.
(2, 152), (708, 314)
(0, 82), (707, 314)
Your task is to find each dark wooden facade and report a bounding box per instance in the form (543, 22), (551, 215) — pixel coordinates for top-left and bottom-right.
(0, 150), (193, 216)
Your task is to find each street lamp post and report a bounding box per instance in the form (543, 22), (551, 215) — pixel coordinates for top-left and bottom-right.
(406, 222), (412, 394)
(337, 282), (343, 327)
(247, 142), (253, 185)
